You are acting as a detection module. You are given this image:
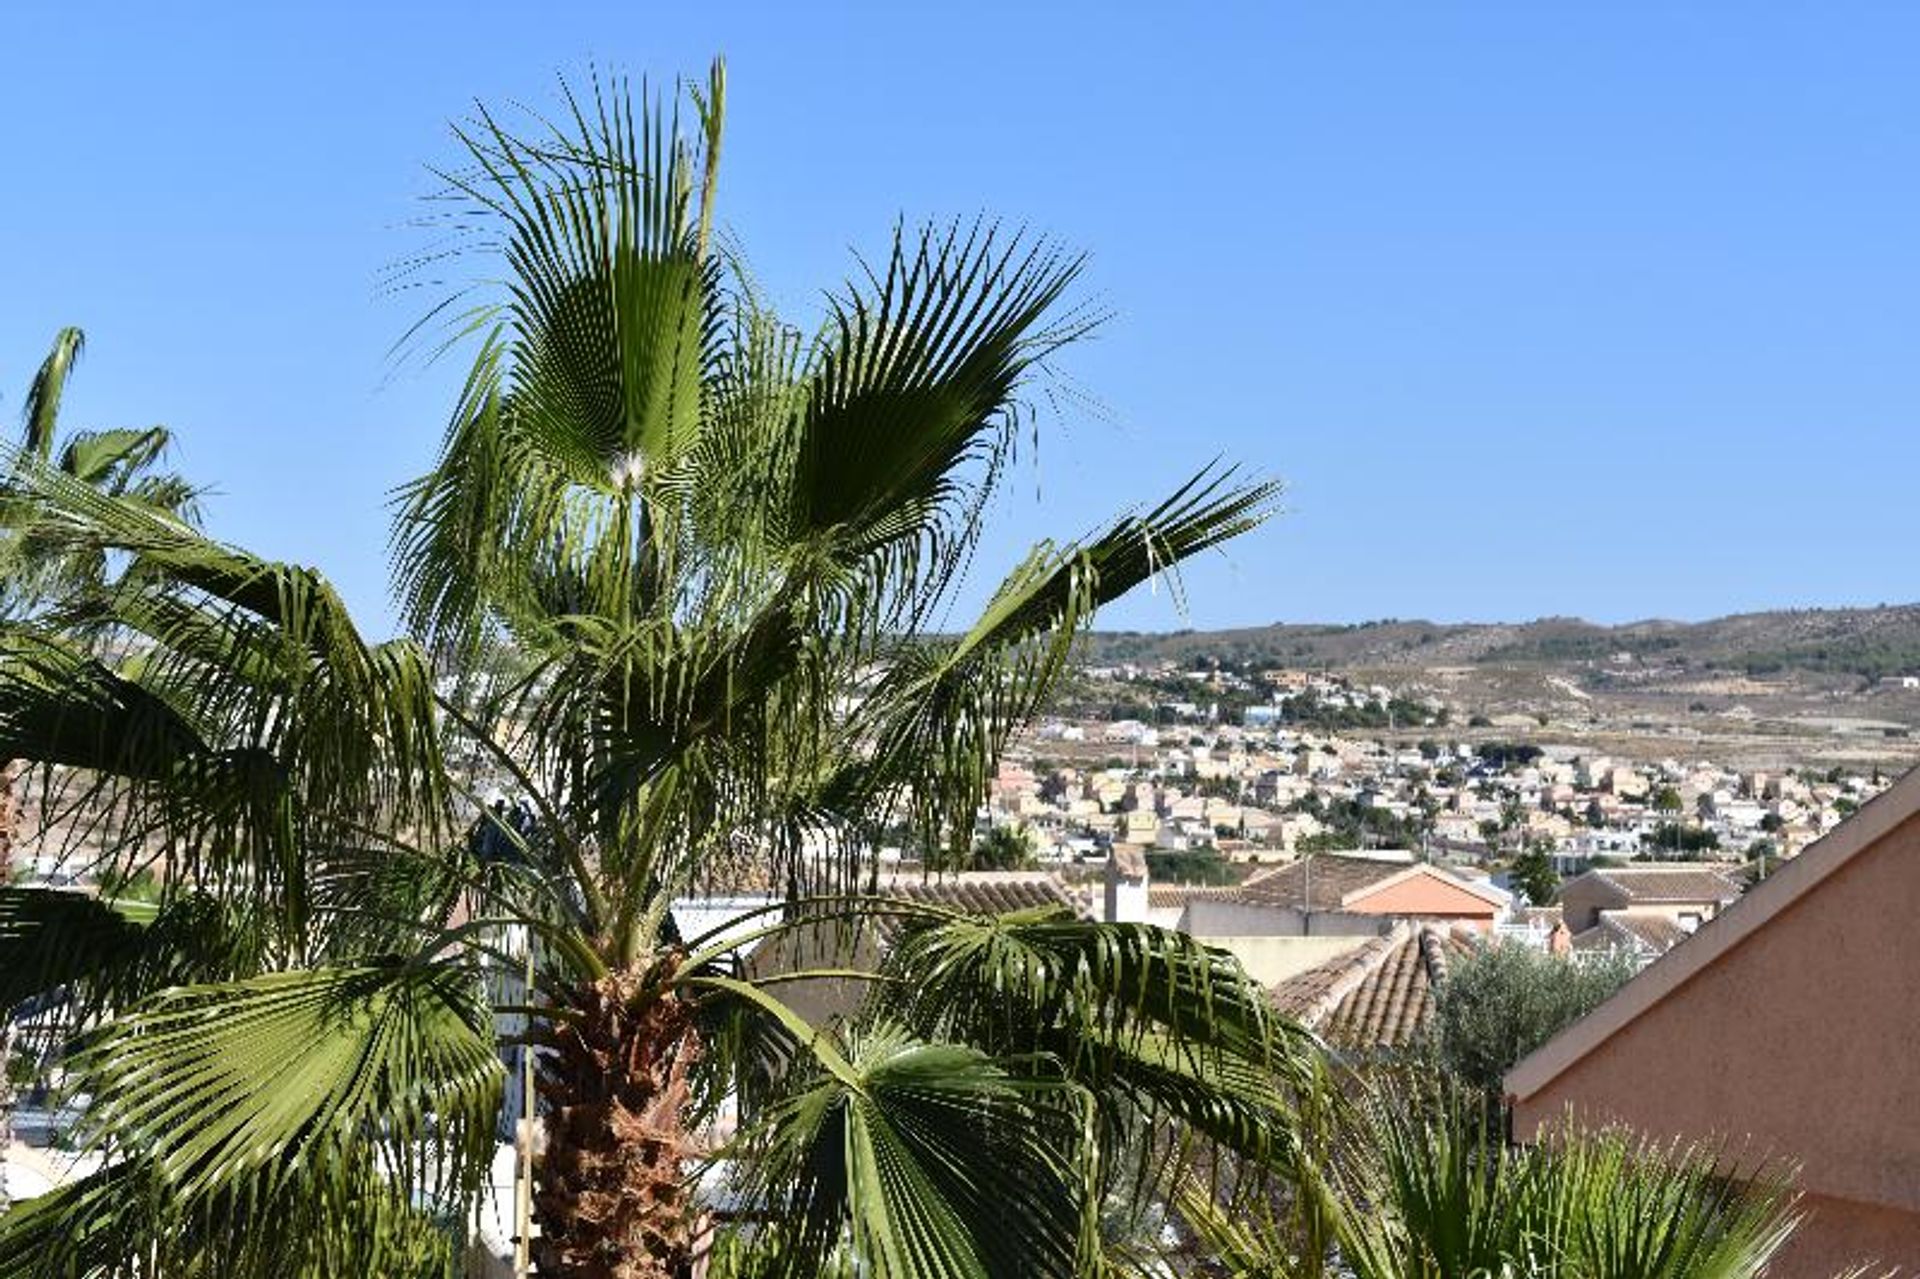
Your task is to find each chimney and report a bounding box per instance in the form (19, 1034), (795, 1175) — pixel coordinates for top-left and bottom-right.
(1104, 844), (1150, 924)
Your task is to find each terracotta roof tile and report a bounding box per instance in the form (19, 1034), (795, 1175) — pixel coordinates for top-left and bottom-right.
(1145, 885), (1240, 909)
(870, 872), (1094, 922)
(1586, 866), (1741, 905)
(1269, 930), (1401, 1020)
(1571, 912), (1692, 956)
(1270, 923), (1475, 1051)
(1606, 914), (1692, 951)
(1235, 855), (1415, 912)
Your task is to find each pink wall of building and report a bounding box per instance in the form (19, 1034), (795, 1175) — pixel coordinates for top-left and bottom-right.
(1350, 873), (1498, 931)
(1510, 809), (1920, 1276)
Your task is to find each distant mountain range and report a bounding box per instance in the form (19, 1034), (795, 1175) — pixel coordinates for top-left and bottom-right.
(1084, 605), (1920, 682)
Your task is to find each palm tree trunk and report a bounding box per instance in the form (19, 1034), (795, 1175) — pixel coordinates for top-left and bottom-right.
(0, 759), (19, 879)
(0, 1025), (11, 1215)
(0, 760), (16, 1214)
(533, 960), (703, 1279)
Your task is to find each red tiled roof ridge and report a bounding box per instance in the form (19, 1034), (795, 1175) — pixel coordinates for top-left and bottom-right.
(1270, 920), (1486, 1050)
(1145, 883), (1242, 906)
(1417, 925), (1455, 987)
(864, 870), (1095, 922)
(1285, 922), (1411, 1028)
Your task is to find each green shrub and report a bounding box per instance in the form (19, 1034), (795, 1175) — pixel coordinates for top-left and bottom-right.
(1433, 941), (1637, 1100)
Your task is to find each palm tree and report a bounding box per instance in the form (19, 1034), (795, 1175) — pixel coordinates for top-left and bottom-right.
(0, 325), (200, 863)
(0, 64), (1310, 1277)
(1, 328), (200, 608)
(0, 328), (200, 1213)
(1177, 1084), (1803, 1279)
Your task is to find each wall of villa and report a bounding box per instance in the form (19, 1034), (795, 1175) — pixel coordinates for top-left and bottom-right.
(1511, 810), (1920, 1276)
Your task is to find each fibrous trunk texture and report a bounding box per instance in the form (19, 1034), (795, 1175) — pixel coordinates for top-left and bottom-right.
(534, 962), (702, 1279)
(0, 759), (19, 876)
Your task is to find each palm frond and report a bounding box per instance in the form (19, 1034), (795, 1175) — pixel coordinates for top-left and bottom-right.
(1327, 1089), (1804, 1279)
(0, 888), (264, 1057)
(874, 911), (1320, 1201)
(57, 426), (170, 488)
(1335, 1090), (1541, 1278)
(1552, 1125), (1800, 1279)
(70, 963), (502, 1217)
(778, 221), (1092, 623)
(730, 1021), (1097, 1279)
(392, 71), (727, 651)
(0, 625), (214, 777)
(0, 1150), (467, 1279)
(0, 450), (452, 863)
(838, 463), (1280, 864)
(18, 326), (84, 462)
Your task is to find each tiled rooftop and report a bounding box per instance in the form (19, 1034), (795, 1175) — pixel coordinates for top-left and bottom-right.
(1145, 884), (1241, 909)
(1571, 912), (1693, 956)
(1235, 855), (1414, 912)
(1586, 866), (1742, 904)
(869, 872), (1094, 922)
(1269, 922), (1475, 1051)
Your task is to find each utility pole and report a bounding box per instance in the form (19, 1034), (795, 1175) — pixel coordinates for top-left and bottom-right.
(514, 938), (536, 1277)
(1302, 852), (1313, 936)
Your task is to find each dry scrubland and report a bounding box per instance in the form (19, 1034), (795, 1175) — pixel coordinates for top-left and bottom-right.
(1085, 605), (1920, 773)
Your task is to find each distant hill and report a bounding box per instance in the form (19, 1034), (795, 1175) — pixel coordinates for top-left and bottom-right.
(1083, 605), (1920, 682)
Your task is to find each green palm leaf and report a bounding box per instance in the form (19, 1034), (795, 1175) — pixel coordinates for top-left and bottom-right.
(57, 426), (172, 490)
(18, 327), (84, 463)
(0, 1152), (466, 1279)
(392, 72), (727, 653)
(731, 1021), (1096, 1279)
(1552, 1127), (1800, 1279)
(1320, 1088), (1803, 1279)
(0, 626), (212, 778)
(71, 963), (502, 1209)
(780, 224), (1089, 595)
(843, 464), (1280, 861)
(876, 911), (1320, 1195)
(0, 888), (262, 1044)
(2, 330), (201, 619)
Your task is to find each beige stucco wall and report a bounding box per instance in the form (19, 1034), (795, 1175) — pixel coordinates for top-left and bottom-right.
(1183, 899), (1384, 939)
(1511, 813), (1920, 1276)
(1205, 934), (1372, 986)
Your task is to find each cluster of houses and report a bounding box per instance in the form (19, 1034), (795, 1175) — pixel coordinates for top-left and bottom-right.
(814, 776), (1917, 1276)
(5, 654), (1913, 1273)
(992, 675), (1887, 875)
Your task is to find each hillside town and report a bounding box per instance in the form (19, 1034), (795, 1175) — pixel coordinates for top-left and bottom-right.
(9, 14), (1920, 1275)
(981, 663), (1891, 948)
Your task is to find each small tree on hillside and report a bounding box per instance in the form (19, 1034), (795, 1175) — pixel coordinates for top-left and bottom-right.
(968, 822), (1039, 871)
(1508, 843), (1559, 907)
(1432, 941), (1636, 1102)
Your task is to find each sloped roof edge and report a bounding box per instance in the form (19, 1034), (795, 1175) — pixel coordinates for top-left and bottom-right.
(1586, 866), (1742, 904)
(1506, 762), (1920, 1102)
(1285, 921), (1412, 1029)
(1342, 861), (1511, 909)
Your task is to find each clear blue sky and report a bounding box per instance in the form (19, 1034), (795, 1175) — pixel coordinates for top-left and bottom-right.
(4, 3), (1917, 637)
